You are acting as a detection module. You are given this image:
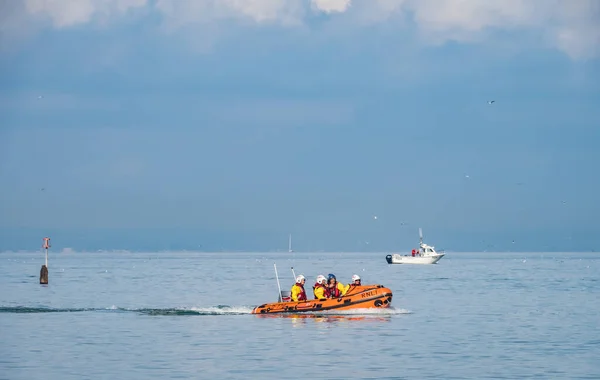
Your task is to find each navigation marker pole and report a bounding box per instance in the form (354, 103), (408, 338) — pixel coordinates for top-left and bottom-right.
(40, 237), (50, 284)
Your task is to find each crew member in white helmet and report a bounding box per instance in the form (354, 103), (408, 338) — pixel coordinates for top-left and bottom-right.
(313, 275), (329, 300)
(344, 274), (362, 294)
(290, 274), (307, 302)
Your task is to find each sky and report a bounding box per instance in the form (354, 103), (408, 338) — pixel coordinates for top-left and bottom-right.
(1, 0), (599, 252)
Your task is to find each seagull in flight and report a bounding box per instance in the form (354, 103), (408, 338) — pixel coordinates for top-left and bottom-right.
(488, 100), (495, 105)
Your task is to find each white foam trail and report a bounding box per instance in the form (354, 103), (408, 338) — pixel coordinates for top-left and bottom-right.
(101, 305), (254, 315)
(189, 306), (254, 314)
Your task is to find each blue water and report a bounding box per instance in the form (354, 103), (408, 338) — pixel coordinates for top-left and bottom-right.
(1, 251), (599, 379)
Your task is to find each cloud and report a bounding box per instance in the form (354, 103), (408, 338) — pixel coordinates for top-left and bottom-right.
(311, 0), (352, 14)
(24, 0), (148, 28)
(154, 0), (306, 28)
(8, 0), (600, 60)
(401, 0), (600, 59)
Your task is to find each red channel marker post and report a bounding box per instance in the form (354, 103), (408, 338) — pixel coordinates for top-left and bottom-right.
(40, 237), (50, 284)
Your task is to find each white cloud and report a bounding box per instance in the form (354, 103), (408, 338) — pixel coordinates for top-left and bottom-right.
(24, 0), (148, 28)
(311, 0), (352, 14)
(399, 0), (600, 59)
(155, 0), (306, 28)
(9, 0), (600, 59)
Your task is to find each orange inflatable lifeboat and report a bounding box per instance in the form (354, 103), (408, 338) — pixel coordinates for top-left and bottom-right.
(251, 284), (393, 314)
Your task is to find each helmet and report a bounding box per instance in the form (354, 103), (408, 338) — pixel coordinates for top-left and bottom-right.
(352, 274), (361, 281)
(327, 273), (336, 281)
(316, 275), (326, 284)
(295, 275), (305, 284)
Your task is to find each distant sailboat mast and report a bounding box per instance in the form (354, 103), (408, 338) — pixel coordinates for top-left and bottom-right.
(289, 234), (293, 253)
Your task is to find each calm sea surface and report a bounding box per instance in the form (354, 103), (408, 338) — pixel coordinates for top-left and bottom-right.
(1, 251), (599, 379)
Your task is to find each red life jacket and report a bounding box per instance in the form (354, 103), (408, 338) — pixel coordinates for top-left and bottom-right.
(329, 282), (341, 298)
(295, 284), (307, 301)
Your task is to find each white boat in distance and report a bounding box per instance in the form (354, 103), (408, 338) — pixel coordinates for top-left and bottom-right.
(386, 228), (445, 265)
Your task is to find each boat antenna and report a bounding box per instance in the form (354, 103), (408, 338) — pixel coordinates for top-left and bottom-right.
(419, 228), (423, 248)
(274, 263), (283, 301)
(291, 266), (297, 280)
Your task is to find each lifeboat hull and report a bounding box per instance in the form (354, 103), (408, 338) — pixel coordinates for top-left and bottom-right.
(251, 285), (393, 314)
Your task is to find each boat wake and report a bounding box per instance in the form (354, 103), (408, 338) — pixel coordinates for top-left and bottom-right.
(0, 305), (410, 316)
(135, 305), (254, 316)
(0, 305), (254, 316)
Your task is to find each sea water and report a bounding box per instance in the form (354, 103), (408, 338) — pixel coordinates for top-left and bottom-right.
(0, 251), (599, 379)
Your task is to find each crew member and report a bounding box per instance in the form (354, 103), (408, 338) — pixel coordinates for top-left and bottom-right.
(313, 275), (329, 300)
(291, 275), (307, 302)
(327, 273), (346, 298)
(343, 274), (362, 294)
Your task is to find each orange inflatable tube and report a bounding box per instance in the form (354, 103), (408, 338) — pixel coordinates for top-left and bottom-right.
(251, 285), (393, 314)
(255, 314), (390, 322)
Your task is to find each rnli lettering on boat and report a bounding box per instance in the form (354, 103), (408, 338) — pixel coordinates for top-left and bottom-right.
(361, 290), (375, 299)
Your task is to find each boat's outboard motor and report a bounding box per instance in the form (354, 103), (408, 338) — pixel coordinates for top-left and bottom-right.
(385, 255), (393, 264)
